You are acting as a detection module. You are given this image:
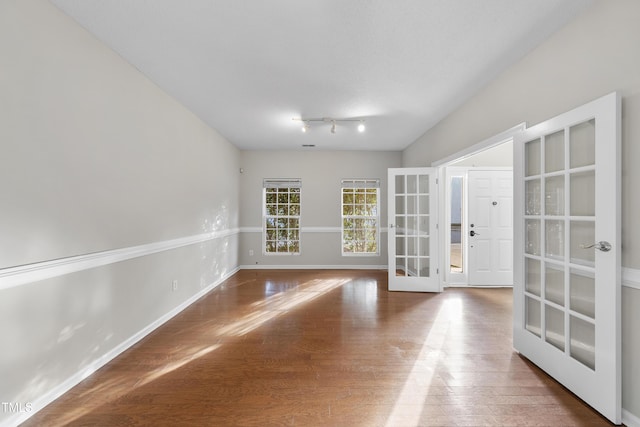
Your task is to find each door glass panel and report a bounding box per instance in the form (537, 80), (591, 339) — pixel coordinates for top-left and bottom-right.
(407, 257), (418, 276)
(545, 175), (565, 216)
(545, 263), (564, 306)
(545, 304), (565, 351)
(526, 219), (541, 256)
(418, 216), (429, 234)
(570, 119), (596, 169)
(396, 257), (406, 276)
(526, 258), (541, 296)
(419, 195), (429, 213)
(570, 171), (595, 216)
(396, 195), (405, 215)
(392, 172), (432, 281)
(545, 130), (565, 173)
(419, 237), (430, 256)
(420, 258), (430, 277)
(570, 269), (595, 319)
(450, 176), (463, 274)
(407, 175), (417, 193)
(526, 297), (541, 337)
(407, 216), (417, 235)
(407, 195), (417, 215)
(570, 221), (595, 266)
(407, 237), (417, 256)
(418, 174), (429, 193)
(545, 220), (564, 260)
(395, 175), (405, 194)
(570, 316), (595, 370)
(525, 139), (541, 176)
(526, 179), (541, 215)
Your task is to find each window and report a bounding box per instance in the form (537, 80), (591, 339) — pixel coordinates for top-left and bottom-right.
(341, 179), (380, 255)
(263, 179), (301, 255)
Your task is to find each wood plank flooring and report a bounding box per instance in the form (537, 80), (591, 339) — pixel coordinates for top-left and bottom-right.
(24, 269), (613, 426)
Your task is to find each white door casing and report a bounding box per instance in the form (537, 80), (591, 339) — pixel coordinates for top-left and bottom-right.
(468, 169), (513, 286)
(388, 168), (440, 292)
(513, 92), (621, 423)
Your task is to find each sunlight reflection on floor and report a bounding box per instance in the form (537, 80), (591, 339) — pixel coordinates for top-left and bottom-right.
(385, 297), (463, 427)
(53, 277), (349, 425)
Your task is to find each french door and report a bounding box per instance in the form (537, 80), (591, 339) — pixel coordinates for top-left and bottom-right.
(513, 92), (621, 423)
(387, 168), (440, 292)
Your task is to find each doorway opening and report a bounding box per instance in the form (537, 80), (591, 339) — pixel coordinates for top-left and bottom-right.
(433, 123), (525, 288)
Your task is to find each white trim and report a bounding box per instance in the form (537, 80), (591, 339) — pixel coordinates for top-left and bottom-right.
(622, 267), (640, 291)
(240, 226), (262, 233)
(240, 264), (387, 270)
(0, 229), (239, 291)
(4, 267), (239, 427)
(241, 226), (389, 233)
(623, 408), (640, 427)
(431, 122), (526, 167)
(302, 227), (341, 233)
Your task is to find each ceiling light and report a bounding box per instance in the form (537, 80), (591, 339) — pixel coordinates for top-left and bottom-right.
(292, 117), (366, 135)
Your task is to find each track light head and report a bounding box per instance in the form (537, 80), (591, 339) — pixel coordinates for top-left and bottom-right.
(357, 122), (365, 132)
(330, 121), (336, 134)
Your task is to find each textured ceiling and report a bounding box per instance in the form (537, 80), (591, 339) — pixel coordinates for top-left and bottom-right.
(50, 0), (593, 151)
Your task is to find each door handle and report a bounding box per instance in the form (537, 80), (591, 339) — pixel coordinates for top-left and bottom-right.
(470, 230), (479, 237)
(579, 241), (612, 252)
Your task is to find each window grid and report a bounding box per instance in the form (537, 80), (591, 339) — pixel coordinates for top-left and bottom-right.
(264, 182), (301, 255)
(341, 180), (380, 255)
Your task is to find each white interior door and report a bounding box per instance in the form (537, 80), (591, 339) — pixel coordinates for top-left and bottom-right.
(513, 92), (621, 423)
(388, 168), (440, 292)
(467, 169), (513, 286)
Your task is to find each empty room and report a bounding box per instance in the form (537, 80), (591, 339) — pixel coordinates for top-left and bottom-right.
(1, 0), (639, 426)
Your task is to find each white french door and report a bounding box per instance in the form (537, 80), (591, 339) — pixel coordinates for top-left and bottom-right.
(388, 168), (440, 292)
(513, 92), (621, 423)
(467, 169), (513, 286)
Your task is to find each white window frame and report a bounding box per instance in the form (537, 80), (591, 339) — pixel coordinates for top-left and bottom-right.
(341, 179), (380, 256)
(263, 179), (301, 255)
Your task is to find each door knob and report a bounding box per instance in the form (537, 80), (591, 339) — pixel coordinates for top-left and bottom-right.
(470, 230), (479, 237)
(579, 241), (612, 252)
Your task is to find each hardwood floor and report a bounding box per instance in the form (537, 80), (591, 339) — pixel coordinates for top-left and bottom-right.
(24, 269), (612, 426)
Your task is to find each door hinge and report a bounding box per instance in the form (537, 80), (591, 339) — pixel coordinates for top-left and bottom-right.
(437, 268), (439, 274)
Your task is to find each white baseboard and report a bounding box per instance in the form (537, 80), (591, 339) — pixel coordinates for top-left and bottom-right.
(624, 408), (640, 427)
(3, 267), (238, 427)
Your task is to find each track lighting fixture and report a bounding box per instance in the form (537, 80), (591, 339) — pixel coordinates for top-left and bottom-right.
(292, 117), (366, 134)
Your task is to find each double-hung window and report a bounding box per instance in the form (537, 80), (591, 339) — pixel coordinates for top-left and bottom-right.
(341, 179), (380, 255)
(263, 179), (301, 255)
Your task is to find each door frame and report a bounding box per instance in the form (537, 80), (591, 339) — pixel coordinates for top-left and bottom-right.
(433, 123), (526, 288)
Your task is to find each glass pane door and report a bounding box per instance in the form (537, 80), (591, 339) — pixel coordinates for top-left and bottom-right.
(513, 92), (620, 423)
(388, 168), (440, 292)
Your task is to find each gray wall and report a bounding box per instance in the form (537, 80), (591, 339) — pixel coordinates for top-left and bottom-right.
(239, 150), (401, 267)
(403, 0), (640, 420)
(0, 1), (240, 425)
